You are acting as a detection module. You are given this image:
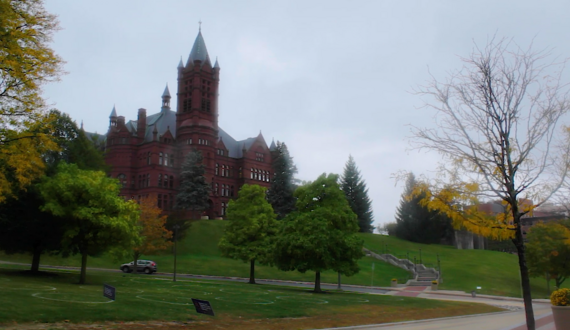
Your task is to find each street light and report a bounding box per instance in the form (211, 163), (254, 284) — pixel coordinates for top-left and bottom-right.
(173, 224), (180, 282)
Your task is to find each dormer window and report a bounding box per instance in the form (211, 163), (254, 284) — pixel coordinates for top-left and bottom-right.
(255, 152), (265, 162)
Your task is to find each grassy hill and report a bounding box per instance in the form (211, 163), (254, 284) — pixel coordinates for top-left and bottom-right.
(361, 233), (566, 298)
(0, 220), (409, 287)
(0, 220), (564, 298)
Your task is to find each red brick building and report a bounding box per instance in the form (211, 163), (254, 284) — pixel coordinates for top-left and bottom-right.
(103, 29), (275, 219)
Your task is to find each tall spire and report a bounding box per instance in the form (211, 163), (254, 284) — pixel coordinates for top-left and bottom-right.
(186, 28), (211, 66)
(177, 56), (184, 69)
(214, 56), (220, 69)
(162, 84), (171, 109)
(109, 104), (117, 118)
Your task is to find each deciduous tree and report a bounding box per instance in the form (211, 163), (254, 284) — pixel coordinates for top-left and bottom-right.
(175, 149), (210, 219)
(274, 173), (364, 292)
(39, 163), (141, 284)
(409, 37), (570, 329)
(132, 196), (172, 269)
(267, 141), (297, 219)
(218, 184), (277, 284)
(526, 221), (570, 290)
(0, 0), (63, 200)
(341, 155), (374, 233)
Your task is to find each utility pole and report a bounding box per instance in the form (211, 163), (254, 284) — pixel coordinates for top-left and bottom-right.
(173, 224), (180, 282)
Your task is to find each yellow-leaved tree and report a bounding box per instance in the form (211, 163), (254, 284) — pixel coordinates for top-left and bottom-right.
(131, 196), (172, 270)
(0, 0), (64, 201)
(409, 37), (570, 330)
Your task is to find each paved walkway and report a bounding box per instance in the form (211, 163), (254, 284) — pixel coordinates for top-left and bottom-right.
(0, 261), (558, 329)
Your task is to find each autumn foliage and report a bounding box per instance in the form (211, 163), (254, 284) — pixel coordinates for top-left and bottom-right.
(133, 196), (172, 261)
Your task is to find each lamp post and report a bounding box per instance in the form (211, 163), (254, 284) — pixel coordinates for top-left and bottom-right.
(419, 248), (422, 264)
(173, 224), (180, 282)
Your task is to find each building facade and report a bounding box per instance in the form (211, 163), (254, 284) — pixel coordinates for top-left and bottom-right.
(104, 29), (275, 219)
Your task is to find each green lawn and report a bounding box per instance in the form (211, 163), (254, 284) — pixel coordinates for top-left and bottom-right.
(0, 267), (502, 328)
(0, 220), (410, 288)
(361, 233), (567, 298)
(1, 220), (563, 299)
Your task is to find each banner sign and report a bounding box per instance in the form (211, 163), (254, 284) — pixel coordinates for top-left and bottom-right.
(192, 298), (214, 316)
(103, 283), (116, 300)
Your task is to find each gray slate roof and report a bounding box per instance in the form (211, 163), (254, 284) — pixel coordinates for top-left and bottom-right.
(109, 105), (117, 118)
(186, 31), (211, 66)
(162, 84), (171, 98)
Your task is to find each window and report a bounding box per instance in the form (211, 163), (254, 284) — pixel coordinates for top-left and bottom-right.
(255, 152), (265, 162)
(117, 174), (127, 188)
(187, 138), (192, 145)
(164, 154), (168, 166)
(215, 163), (219, 175)
(147, 152), (151, 165)
(159, 152), (163, 165)
(158, 194), (162, 209)
(239, 167), (243, 178)
(146, 174), (150, 187)
(170, 154), (174, 167)
(221, 184), (225, 197)
(221, 202), (226, 216)
(215, 183), (219, 195)
(221, 165), (225, 177)
(164, 174), (168, 188)
(250, 168), (254, 179)
(121, 137), (127, 144)
(158, 174), (162, 187)
(169, 175), (174, 188)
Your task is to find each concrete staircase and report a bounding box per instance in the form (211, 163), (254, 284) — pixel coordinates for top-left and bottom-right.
(363, 248), (440, 286)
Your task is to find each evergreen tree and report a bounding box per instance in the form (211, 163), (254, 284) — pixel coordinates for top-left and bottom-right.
(267, 141), (298, 219)
(175, 149), (210, 219)
(340, 155), (374, 233)
(394, 173), (454, 244)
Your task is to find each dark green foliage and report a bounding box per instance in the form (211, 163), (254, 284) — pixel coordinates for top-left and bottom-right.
(219, 184), (277, 284)
(274, 173), (364, 292)
(0, 186), (64, 273)
(341, 155), (374, 233)
(267, 141), (297, 219)
(164, 210), (193, 243)
(0, 111), (108, 273)
(44, 110), (108, 174)
(394, 173), (454, 244)
(174, 149), (210, 217)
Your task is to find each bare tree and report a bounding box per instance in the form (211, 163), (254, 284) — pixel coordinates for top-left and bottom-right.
(411, 37), (570, 330)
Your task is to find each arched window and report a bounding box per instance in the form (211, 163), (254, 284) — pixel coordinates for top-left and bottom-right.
(221, 184), (225, 197)
(164, 174), (168, 187)
(221, 202), (226, 216)
(164, 154), (168, 166)
(159, 152), (163, 165)
(147, 152), (151, 165)
(215, 183), (219, 195)
(215, 163), (219, 176)
(117, 174), (127, 188)
(170, 154), (174, 167)
(158, 174), (162, 187)
(250, 168), (254, 179)
(221, 165), (225, 177)
(169, 175), (174, 188)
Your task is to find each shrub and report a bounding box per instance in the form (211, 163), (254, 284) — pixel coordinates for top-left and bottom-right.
(550, 288), (570, 306)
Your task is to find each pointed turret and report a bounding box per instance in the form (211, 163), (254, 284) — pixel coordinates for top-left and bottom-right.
(270, 138), (277, 151)
(214, 57), (220, 69)
(162, 84), (171, 110)
(109, 105), (117, 127)
(178, 56), (184, 69)
(186, 30), (211, 67)
(109, 105), (117, 118)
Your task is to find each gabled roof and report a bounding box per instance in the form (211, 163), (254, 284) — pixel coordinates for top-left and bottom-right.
(186, 30), (211, 66)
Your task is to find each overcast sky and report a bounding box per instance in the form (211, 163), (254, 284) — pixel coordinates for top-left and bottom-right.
(42, 0), (570, 230)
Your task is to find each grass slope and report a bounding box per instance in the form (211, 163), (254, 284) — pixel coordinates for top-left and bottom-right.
(0, 267), (502, 328)
(361, 233), (567, 298)
(0, 221), (410, 287)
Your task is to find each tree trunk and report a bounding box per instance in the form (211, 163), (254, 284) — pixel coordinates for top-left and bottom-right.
(314, 271), (322, 293)
(79, 252), (88, 284)
(513, 221), (535, 330)
(31, 244), (41, 274)
(249, 259), (256, 284)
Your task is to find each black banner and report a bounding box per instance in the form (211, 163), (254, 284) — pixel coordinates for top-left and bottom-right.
(191, 298), (214, 316)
